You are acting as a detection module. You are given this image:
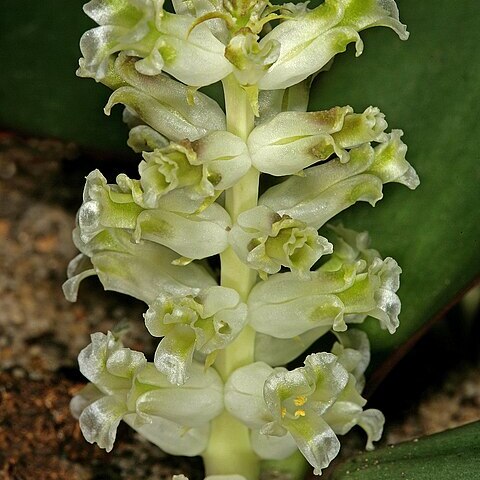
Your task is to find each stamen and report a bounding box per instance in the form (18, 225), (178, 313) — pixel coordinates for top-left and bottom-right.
(294, 409), (306, 418)
(281, 407), (287, 418)
(293, 395), (307, 406)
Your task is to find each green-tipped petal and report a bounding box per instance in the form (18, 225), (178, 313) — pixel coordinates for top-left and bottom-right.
(146, 286), (247, 383)
(105, 55), (226, 142)
(285, 414), (340, 476)
(260, 136), (417, 228)
(229, 205), (332, 278)
(248, 107), (352, 175)
(258, 0), (408, 90)
(367, 129), (420, 189)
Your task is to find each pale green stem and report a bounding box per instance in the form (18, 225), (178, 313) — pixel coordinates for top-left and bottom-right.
(203, 74), (260, 480)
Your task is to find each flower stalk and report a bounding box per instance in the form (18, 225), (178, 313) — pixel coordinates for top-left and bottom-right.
(204, 75), (260, 479)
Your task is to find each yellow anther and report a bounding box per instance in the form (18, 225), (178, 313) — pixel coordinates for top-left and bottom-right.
(294, 409), (306, 418)
(294, 395), (307, 407)
(281, 407), (287, 418)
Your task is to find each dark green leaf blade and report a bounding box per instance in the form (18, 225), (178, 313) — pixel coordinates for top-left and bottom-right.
(332, 421), (480, 480)
(0, 0), (128, 152)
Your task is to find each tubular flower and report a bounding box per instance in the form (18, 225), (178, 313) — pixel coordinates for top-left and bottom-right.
(248, 105), (389, 175)
(247, 225), (402, 339)
(131, 131), (251, 212)
(71, 332), (224, 455)
(104, 54), (227, 143)
(258, 0), (409, 90)
(78, 0), (232, 86)
(77, 168), (231, 260)
(260, 131), (419, 229)
(144, 286), (248, 385)
(229, 205), (332, 279)
(63, 228), (216, 304)
(224, 332), (383, 475)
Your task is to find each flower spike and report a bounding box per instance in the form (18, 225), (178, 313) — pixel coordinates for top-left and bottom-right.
(70, 0), (415, 474)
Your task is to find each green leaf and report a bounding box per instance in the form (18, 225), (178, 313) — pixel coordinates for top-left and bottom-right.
(331, 421), (480, 479)
(0, 0), (128, 152)
(308, 0), (480, 359)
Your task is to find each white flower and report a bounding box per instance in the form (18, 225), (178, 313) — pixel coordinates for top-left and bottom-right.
(225, 336), (384, 475)
(63, 228), (215, 304)
(229, 205), (332, 278)
(144, 286), (248, 385)
(248, 106), (388, 175)
(248, 225), (402, 340)
(105, 55), (227, 143)
(77, 169), (231, 260)
(258, 0), (409, 90)
(71, 332), (224, 455)
(131, 131), (250, 213)
(78, 0), (232, 86)
(260, 131), (419, 229)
